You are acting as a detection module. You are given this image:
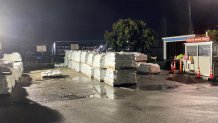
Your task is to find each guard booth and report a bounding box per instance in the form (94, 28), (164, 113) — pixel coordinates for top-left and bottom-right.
(184, 37), (212, 76)
(162, 35), (196, 70)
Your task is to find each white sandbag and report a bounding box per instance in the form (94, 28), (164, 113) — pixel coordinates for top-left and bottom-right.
(87, 52), (98, 66)
(81, 51), (91, 63)
(137, 63), (160, 74)
(72, 51), (82, 63)
(93, 68), (106, 81)
(93, 54), (105, 68)
(81, 64), (94, 78)
(54, 63), (65, 68)
(3, 52), (22, 62)
(103, 52), (136, 69)
(41, 70), (63, 77)
(104, 69), (136, 86)
(134, 52), (147, 62)
(72, 61), (81, 72)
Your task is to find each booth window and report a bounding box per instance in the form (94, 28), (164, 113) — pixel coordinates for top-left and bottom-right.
(213, 44), (218, 57)
(199, 45), (210, 56)
(187, 46), (197, 56)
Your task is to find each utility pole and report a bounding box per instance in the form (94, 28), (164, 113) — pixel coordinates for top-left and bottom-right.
(188, 0), (193, 34)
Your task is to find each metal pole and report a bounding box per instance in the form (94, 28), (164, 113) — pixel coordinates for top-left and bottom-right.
(188, 0), (193, 34)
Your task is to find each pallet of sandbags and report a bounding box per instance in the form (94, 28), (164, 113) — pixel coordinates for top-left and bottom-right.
(137, 63), (160, 74)
(93, 68), (106, 82)
(103, 52), (136, 70)
(81, 63), (94, 78)
(104, 69), (136, 86)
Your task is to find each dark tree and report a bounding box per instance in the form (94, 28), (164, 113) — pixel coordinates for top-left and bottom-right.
(104, 18), (156, 52)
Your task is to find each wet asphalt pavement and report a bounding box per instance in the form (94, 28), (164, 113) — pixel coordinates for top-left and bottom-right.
(1, 68), (218, 123)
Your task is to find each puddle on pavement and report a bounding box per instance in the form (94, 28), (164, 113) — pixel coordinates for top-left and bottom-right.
(127, 84), (180, 91)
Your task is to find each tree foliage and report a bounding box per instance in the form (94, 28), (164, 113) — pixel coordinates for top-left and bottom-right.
(208, 30), (218, 42)
(104, 18), (156, 52)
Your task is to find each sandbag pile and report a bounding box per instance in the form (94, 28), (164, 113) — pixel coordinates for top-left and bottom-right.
(80, 51), (94, 77)
(71, 51), (82, 72)
(103, 52), (136, 86)
(137, 63), (160, 74)
(64, 51), (138, 86)
(0, 52), (23, 95)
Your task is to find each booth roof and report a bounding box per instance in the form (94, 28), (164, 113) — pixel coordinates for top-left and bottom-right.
(162, 34), (196, 42)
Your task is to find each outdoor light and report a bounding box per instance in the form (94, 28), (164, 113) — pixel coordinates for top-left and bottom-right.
(100, 45), (103, 48)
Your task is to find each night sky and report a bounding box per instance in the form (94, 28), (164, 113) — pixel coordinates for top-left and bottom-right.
(0, 0), (218, 45)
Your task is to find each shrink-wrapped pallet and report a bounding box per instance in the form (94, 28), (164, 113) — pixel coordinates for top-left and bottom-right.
(81, 64), (94, 78)
(104, 69), (136, 86)
(93, 68), (106, 81)
(137, 63), (160, 74)
(103, 52), (136, 69)
(93, 54), (105, 68)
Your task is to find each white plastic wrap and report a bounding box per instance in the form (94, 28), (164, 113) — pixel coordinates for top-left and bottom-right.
(103, 52), (136, 69)
(93, 68), (106, 81)
(104, 69), (136, 86)
(137, 63), (160, 74)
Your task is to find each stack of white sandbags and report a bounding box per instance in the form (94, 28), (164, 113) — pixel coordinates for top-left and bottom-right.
(93, 54), (106, 81)
(103, 52), (136, 86)
(71, 51), (82, 72)
(137, 63), (160, 74)
(81, 52), (97, 78)
(64, 50), (70, 67)
(0, 52), (23, 95)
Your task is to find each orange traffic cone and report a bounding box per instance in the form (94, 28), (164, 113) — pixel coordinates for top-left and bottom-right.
(210, 67), (214, 80)
(196, 67), (201, 79)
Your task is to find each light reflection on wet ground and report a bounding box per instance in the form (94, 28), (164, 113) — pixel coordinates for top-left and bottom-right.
(3, 68), (218, 123)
